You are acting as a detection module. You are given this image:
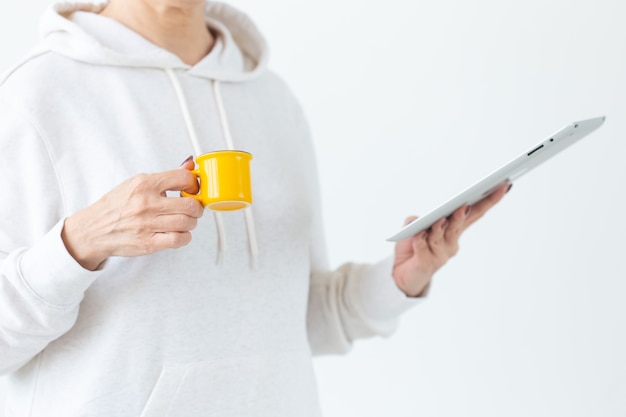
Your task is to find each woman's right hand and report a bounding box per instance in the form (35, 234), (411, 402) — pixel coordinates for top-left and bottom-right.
(61, 166), (204, 271)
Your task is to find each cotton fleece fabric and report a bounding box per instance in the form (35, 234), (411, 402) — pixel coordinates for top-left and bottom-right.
(0, 2), (421, 416)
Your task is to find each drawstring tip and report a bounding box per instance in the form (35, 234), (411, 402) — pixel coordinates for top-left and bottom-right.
(244, 208), (259, 272)
(214, 212), (226, 266)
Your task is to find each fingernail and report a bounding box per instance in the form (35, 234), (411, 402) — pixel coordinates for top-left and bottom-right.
(441, 220), (449, 230)
(180, 155), (193, 167)
(506, 183), (513, 194)
(465, 206), (472, 216)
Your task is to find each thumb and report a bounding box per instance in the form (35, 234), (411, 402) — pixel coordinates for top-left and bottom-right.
(395, 215), (419, 257)
(404, 215), (418, 226)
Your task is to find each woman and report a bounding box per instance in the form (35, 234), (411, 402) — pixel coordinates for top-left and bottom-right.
(0, 0), (508, 415)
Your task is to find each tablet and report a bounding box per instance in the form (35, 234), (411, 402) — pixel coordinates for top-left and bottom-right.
(387, 116), (606, 242)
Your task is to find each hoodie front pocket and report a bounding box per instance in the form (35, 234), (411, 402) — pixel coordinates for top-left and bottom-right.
(139, 352), (320, 417)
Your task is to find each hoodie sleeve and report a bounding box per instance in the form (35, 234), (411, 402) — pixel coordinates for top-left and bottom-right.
(307, 258), (424, 355)
(304, 154), (424, 356)
(263, 70), (424, 355)
(0, 103), (102, 375)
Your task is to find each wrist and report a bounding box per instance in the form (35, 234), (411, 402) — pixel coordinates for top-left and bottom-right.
(393, 270), (432, 298)
(61, 213), (108, 271)
(400, 281), (431, 298)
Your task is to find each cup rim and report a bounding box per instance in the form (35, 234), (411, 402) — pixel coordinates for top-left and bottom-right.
(206, 200), (251, 211)
(197, 150), (252, 160)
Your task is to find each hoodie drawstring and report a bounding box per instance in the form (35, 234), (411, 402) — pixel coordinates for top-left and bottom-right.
(212, 80), (259, 269)
(165, 68), (258, 268)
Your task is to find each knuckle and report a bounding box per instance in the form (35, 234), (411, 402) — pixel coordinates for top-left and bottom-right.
(448, 227), (463, 239)
(188, 198), (204, 216)
(430, 233), (443, 245)
(182, 169), (197, 184)
(173, 170), (193, 190)
(182, 196), (199, 212)
(130, 196), (151, 216)
(174, 215), (194, 231)
(129, 173), (151, 191)
(166, 232), (179, 248)
(172, 215), (185, 230)
(148, 233), (173, 252)
(126, 176), (154, 211)
(170, 232), (191, 248)
(141, 235), (157, 255)
(134, 219), (149, 235)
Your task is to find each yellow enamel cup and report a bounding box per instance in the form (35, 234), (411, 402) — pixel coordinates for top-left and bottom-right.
(181, 151), (253, 211)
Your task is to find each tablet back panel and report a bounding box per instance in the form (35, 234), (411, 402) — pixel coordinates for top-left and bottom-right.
(387, 116), (606, 242)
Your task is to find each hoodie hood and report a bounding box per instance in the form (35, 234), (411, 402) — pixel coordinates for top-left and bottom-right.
(34, 2), (267, 264)
(38, 1), (269, 82)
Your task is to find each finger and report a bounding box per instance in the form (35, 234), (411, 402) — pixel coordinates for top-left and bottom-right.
(150, 231), (193, 251)
(465, 183), (509, 228)
(152, 214), (199, 233)
(159, 193), (205, 218)
(444, 205), (469, 241)
(426, 218), (448, 255)
(179, 155), (194, 170)
(177, 156), (199, 195)
(395, 215), (420, 257)
(153, 169), (199, 193)
(411, 230), (430, 254)
(405, 215), (418, 226)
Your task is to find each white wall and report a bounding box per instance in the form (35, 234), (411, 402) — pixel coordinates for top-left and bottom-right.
(2, 0), (625, 416)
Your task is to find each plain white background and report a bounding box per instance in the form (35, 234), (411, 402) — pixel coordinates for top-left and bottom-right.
(1, 0), (625, 416)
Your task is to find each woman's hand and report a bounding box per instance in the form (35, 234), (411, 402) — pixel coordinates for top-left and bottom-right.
(62, 163), (203, 271)
(392, 183), (511, 297)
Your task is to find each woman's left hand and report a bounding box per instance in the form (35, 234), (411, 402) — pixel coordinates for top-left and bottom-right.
(393, 183), (511, 297)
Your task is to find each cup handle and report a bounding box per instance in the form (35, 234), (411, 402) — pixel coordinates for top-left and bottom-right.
(180, 168), (202, 202)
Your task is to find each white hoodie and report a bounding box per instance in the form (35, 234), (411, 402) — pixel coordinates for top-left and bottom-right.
(0, 2), (421, 416)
